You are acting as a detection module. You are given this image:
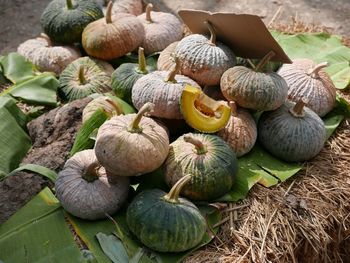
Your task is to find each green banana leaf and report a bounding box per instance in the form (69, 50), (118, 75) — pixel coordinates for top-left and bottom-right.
(0, 188), (86, 263)
(272, 31), (350, 89)
(2, 163), (58, 183)
(0, 52), (35, 83)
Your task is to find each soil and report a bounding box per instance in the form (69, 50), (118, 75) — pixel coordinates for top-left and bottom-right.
(0, 0), (350, 54)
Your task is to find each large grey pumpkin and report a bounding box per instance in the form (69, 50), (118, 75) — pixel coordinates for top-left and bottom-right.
(175, 21), (236, 86)
(278, 58), (336, 117)
(157, 41), (179, 71)
(111, 0), (143, 16)
(17, 34), (81, 75)
(55, 149), (129, 220)
(258, 99), (326, 162)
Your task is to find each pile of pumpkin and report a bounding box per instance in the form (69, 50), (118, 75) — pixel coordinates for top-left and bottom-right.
(16, 0), (337, 253)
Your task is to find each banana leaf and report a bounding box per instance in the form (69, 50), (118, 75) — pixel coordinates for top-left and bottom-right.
(0, 52), (35, 83)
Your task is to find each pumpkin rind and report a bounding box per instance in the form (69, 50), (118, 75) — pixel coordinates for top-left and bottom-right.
(164, 133), (238, 201)
(59, 56), (113, 101)
(112, 0), (143, 16)
(277, 58), (336, 117)
(40, 0), (103, 44)
(258, 100), (326, 162)
(17, 34), (81, 75)
(55, 149), (129, 220)
(157, 41), (179, 71)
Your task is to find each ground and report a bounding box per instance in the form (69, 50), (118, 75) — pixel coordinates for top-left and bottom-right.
(0, 0), (349, 55)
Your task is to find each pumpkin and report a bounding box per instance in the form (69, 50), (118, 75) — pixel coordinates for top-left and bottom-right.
(111, 47), (155, 105)
(218, 101), (257, 157)
(277, 59), (336, 117)
(157, 41), (179, 71)
(174, 21), (236, 86)
(126, 175), (206, 252)
(220, 51), (288, 111)
(55, 149), (129, 220)
(180, 85), (231, 133)
(82, 1), (144, 60)
(203, 85), (226, 101)
(95, 102), (169, 176)
(132, 58), (200, 119)
(164, 133), (238, 201)
(258, 98), (326, 162)
(40, 0), (103, 44)
(17, 34), (81, 75)
(59, 56), (113, 101)
(112, 0), (143, 16)
(137, 4), (183, 54)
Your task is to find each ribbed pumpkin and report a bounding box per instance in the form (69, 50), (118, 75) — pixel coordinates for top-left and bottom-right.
(126, 175), (206, 252)
(278, 59), (336, 117)
(95, 102), (169, 176)
(157, 41), (179, 71)
(17, 34), (81, 75)
(137, 4), (183, 54)
(111, 47), (155, 105)
(82, 1), (144, 60)
(132, 59), (200, 119)
(55, 149), (129, 220)
(203, 85), (225, 101)
(221, 51), (288, 111)
(258, 98), (326, 162)
(40, 0), (103, 44)
(218, 102), (257, 157)
(164, 133), (238, 201)
(112, 0), (143, 16)
(175, 21), (236, 86)
(59, 57), (113, 101)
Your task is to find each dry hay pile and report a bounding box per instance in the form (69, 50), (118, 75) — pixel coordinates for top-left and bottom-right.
(185, 19), (350, 263)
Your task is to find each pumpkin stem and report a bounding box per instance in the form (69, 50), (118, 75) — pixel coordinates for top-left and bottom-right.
(105, 98), (123, 115)
(255, 51), (276, 72)
(137, 47), (148, 73)
(163, 175), (192, 203)
(165, 57), (180, 83)
(83, 162), (100, 182)
(78, 65), (87, 85)
(146, 3), (153, 22)
(105, 1), (113, 24)
(66, 0), (74, 9)
(247, 59), (256, 70)
(39, 33), (52, 47)
(290, 98), (309, 117)
(307, 62), (328, 78)
(204, 21), (216, 45)
(128, 102), (154, 133)
(183, 135), (208, 155)
(228, 101), (238, 117)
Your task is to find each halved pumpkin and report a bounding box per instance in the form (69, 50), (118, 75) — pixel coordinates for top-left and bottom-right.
(180, 85), (231, 133)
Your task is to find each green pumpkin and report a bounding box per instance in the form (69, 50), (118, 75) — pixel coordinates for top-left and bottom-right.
(59, 57), (113, 101)
(126, 175), (207, 252)
(111, 47), (155, 105)
(41, 0), (103, 44)
(164, 133), (238, 201)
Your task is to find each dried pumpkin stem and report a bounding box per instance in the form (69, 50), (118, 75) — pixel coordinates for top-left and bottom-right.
(66, 0), (73, 9)
(39, 33), (53, 47)
(146, 3), (153, 22)
(247, 59), (256, 70)
(78, 65), (87, 85)
(183, 135), (208, 155)
(128, 102), (154, 132)
(83, 162), (100, 182)
(204, 21), (216, 45)
(105, 1), (113, 24)
(163, 175), (192, 203)
(228, 101), (238, 117)
(290, 98), (309, 117)
(307, 62), (328, 78)
(255, 51), (276, 72)
(105, 98), (123, 115)
(137, 47), (148, 73)
(165, 57), (180, 83)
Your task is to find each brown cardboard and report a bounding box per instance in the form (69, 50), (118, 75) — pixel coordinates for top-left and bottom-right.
(178, 9), (292, 63)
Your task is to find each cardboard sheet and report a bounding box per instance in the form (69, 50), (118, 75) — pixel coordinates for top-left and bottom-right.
(178, 9), (292, 63)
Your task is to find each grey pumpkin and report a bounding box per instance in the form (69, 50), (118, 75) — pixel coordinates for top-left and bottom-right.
(258, 98), (326, 162)
(55, 149), (129, 220)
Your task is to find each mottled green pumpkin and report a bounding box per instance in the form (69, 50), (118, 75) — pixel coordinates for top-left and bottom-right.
(59, 56), (113, 101)
(111, 47), (155, 105)
(258, 99), (326, 162)
(126, 175), (206, 252)
(220, 51), (288, 111)
(164, 133), (238, 201)
(41, 0), (103, 44)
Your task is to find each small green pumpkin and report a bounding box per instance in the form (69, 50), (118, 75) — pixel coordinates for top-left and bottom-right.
(111, 47), (155, 105)
(40, 0), (103, 44)
(220, 51), (288, 111)
(164, 133), (238, 201)
(59, 57), (113, 101)
(126, 175), (206, 252)
(258, 98), (326, 162)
